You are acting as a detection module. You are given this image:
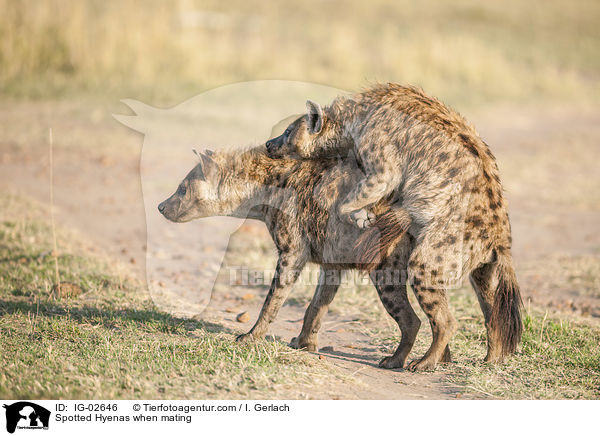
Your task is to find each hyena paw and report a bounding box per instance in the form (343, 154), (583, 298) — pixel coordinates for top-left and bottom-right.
(407, 356), (437, 372)
(235, 332), (256, 343)
(350, 208), (376, 229)
(378, 355), (406, 369)
(289, 336), (317, 352)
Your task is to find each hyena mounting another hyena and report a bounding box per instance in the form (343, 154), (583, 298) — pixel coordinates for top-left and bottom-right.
(267, 83), (522, 370)
(158, 146), (418, 369)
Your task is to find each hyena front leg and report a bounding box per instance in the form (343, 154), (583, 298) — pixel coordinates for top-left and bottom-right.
(339, 175), (393, 228)
(339, 148), (399, 228)
(236, 253), (306, 342)
(290, 267), (341, 352)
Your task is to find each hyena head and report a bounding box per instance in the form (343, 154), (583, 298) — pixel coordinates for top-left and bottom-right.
(266, 100), (350, 159)
(158, 151), (233, 223)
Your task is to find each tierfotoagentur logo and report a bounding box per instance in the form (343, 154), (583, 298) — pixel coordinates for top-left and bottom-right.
(2, 402), (50, 434)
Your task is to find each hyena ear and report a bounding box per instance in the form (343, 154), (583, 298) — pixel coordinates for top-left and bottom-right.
(198, 151), (219, 180)
(306, 100), (324, 134)
(193, 148), (214, 159)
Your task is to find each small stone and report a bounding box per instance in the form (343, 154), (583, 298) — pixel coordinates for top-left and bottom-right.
(242, 293), (255, 301)
(236, 312), (250, 323)
(318, 355), (325, 360)
(320, 346), (334, 352)
(225, 307), (239, 313)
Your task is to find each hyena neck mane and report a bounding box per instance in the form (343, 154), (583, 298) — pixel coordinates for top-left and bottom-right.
(213, 146), (341, 219)
(325, 96), (361, 136)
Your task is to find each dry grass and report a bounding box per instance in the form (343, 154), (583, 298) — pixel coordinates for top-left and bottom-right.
(0, 0), (599, 106)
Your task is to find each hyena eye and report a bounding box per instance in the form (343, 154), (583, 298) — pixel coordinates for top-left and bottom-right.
(177, 184), (187, 196)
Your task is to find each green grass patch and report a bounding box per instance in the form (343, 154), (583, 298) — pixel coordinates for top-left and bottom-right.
(0, 191), (344, 399)
(447, 301), (600, 399)
(0, 307), (336, 399)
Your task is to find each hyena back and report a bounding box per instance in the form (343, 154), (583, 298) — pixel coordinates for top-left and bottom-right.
(267, 83), (522, 369)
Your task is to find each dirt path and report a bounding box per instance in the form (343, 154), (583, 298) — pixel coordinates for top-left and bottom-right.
(1, 101), (599, 399)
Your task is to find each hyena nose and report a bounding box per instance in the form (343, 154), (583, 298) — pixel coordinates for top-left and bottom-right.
(158, 201), (166, 213)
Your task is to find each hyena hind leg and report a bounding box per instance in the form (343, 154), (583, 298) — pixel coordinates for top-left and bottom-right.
(370, 241), (421, 369)
(405, 230), (463, 371)
(371, 280), (421, 369)
(407, 282), (457, 371)
(406, 254), (458, 372)
(469, 260), (504, 363)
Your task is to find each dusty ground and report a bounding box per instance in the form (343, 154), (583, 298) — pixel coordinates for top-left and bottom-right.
(1, 99), (598, 399)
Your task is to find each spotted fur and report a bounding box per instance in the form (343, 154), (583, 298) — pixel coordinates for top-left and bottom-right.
(267, 83), (522, 369)
(159, 146), (419, 368)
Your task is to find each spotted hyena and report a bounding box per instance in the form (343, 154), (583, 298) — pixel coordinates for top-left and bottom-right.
(158, 146), (426, 369)
(266, 83), (522, 370)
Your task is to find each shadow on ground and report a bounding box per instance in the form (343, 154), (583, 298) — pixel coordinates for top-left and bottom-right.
(0, 298), (234, 335)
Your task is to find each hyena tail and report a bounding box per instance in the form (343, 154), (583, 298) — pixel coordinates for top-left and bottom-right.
(355, 206), (411, 272)
(490, 254), (523, 357)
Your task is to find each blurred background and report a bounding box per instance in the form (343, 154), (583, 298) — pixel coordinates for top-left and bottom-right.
(1, 0), (598, 106)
